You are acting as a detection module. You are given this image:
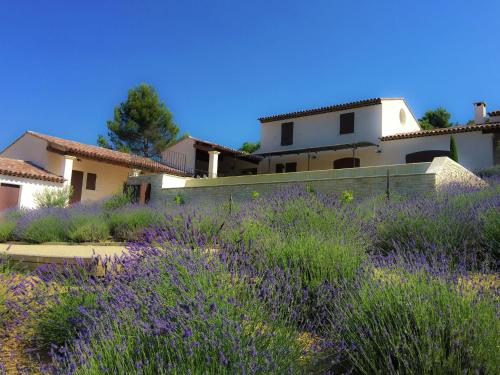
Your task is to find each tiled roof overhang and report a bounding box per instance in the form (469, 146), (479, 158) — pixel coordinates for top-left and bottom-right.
(258, 98), (392, 123)
(380, 123), (500, 141)
(0, 157), (65, 183)
(27, 131), (188, 176)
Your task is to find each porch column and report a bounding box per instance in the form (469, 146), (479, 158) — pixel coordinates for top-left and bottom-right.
(208, 150), (220, 178)
(62, 155), (76, 187)
(139, 182), (148, 205)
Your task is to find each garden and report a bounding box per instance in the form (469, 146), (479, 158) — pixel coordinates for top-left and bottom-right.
(0, 176), (499, 374)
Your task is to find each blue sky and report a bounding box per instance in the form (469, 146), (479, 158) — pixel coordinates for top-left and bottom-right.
(1, 0), (499, 151)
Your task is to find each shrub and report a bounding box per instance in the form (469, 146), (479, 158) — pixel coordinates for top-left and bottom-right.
(20, 215), (67, 243)
(341, 190), (354, 203)
(482, 208), (500, 262)
(327, 266), (499, 374)
(108, 208), (163, 241)
(0, 219), (16, 242)
(251, 191), (260, 200)
(66, 214), (110, 243)
(102, 189), (133, 211)
(33, 289), (97, 350)
(173, 193), (184, 205)
(34, 186), (72, 208)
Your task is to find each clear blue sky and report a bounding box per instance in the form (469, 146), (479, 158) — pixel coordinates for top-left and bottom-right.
(1, 0), (499, 151)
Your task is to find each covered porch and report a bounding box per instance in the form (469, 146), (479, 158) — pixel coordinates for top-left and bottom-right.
(255, 142), (381, 174)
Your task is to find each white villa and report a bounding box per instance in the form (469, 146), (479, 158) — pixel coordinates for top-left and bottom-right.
(254, 98), (499, 174)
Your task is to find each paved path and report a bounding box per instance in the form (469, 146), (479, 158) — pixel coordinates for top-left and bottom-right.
(0, 243), (127, 267)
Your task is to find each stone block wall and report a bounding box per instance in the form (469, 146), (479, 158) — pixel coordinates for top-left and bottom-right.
(127, 157), (486, 207)
(151, 173), (436, 206)
(426, 157), (487, 189)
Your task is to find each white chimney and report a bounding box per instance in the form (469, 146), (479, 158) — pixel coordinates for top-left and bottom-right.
(474, 102), (487, 124)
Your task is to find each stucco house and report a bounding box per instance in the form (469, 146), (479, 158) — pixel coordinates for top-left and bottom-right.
(0, 131), (185, 210)
(254, 98), (499, 173)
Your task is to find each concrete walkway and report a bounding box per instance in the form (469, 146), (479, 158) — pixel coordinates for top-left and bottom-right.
(0, 243), (127, 267)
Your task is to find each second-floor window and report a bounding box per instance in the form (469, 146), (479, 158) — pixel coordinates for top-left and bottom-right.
(339, 112), (355, 134)
(281, 122), (294, 146)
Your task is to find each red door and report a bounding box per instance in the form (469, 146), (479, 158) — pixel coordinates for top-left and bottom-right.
(0, 183), (20, 211)
(70, 170), (84, 204)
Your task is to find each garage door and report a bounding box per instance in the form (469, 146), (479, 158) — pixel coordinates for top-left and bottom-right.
(0, 183), (20, 211)
(405, 150), (450, 163)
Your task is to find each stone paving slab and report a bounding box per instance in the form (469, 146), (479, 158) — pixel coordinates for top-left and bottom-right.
(0, 244), (127, 266)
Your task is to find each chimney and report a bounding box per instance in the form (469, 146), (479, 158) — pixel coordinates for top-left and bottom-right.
(474, 102), (487, 124)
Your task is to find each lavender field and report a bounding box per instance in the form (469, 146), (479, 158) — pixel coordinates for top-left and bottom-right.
(1, 178), (499, 374)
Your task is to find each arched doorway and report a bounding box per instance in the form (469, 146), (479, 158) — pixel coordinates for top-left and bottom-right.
(405, 150), (450, 163)
(333, 157), (360, 169)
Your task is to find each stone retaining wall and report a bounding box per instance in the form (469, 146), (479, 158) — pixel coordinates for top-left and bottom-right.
(127, 157), (485, 206)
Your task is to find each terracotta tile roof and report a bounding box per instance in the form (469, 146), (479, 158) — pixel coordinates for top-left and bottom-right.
(258, 98), (403, 123)
(380, 123), (500, 141)
(0, 157), (65, 183)
(488, 110), (500, 116)
(27, 131), (188, 176)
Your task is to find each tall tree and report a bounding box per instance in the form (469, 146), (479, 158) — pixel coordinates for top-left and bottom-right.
(98, 84), (179, 158)
(450, 135), (459, 162)
(240, 141), (261, 153)
(418, 107), (454, 130)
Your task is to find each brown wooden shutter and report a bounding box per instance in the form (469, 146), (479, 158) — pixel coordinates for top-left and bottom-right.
(0, 183), (20, 211)
(70, 170), (84, 204)
(340, 113), (355, 134)
(281, 122), (294, 146)
(86, 173), (97, 190)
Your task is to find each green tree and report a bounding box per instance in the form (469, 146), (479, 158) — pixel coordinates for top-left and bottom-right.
(418, 107), (453, 130)
(240, 141), (261, 153)
(98, 84), (179, 158)
(450, 135), (459, 162)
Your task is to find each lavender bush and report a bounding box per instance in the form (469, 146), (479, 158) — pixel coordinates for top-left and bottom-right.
(1, 180), (498, 373)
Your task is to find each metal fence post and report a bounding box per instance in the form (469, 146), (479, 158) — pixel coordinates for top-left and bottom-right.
(386, 169), (390, 201)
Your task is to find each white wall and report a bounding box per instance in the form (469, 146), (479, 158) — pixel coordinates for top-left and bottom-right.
(381, 99), (421, 136)
(0, 174), (63, 210)
(162, 174), (188, 188)
(162, 138), (196, 172)
(454, 132), (494, 170)
(259, 104), (383, 154)
(1, 133), (64, 176)
(380, 132), (494, 170)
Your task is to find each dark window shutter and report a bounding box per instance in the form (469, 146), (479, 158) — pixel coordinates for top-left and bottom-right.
(281, 122), (294, 146)
(276, 164), (285, 173)
(86, 173), (97, 190)
(285, 162), (297, 172)
(340, 113), (355, 134)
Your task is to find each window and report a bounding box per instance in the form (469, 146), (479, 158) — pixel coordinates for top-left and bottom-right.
(285, 162), (297, 172)
(281, 122), (294, 146)
(86, 173), (97, 190)
(339, 112), (355, 134)
(399, 109), (406, 126)
(276, 162), (296, 173)
(333, 157), (360, 169)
